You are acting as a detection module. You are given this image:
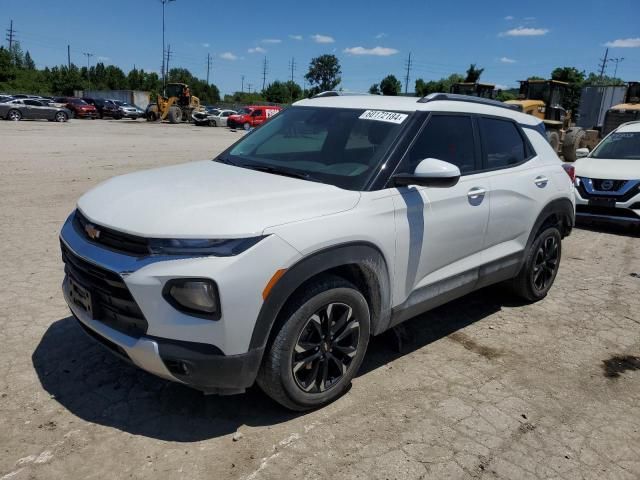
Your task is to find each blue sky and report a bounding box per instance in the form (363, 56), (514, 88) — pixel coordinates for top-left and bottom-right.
(3, 0), (639, 95)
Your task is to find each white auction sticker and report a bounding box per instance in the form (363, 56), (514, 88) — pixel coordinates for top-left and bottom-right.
(359, 110), (408, 124)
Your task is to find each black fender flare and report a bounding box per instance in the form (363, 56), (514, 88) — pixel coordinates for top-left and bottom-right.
(524, 197), (575, 255)
(248, 242), (392, 351)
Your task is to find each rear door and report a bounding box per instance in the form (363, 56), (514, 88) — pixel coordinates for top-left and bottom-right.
(251, 108), (264, 126)
(477, 116), (551, 264)
(391, 113), (492, 300)
(23, 99), (42, 119)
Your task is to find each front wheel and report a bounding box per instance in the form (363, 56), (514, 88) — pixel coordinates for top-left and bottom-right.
(243, 121), (251, 130)
(55, 112), (68, 122)
(257, 276), (370, 411)
(508, 227), (562, 302)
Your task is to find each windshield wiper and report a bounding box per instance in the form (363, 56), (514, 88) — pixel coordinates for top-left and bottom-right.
(217, 155), (240, 166)
(244, 164), (313, 181)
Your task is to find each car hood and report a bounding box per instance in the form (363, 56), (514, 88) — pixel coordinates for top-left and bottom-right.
(77, 160), (361, 238)
(575, 157), (640, 180)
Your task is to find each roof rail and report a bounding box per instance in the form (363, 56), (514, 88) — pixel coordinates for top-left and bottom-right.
(418, 93), (521, 111)
(311, 90), (377, 98)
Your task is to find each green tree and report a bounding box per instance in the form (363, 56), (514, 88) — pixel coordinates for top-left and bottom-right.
(583, 72), (624, 86)
(305, 54), (341, 96)
(380, 74), (401, 96)
(496, 90), (516, 102)
(0, 47), (15, 82)
(464, 64), (484, 83)
(369, 83), (380, 95)
(527, 76), (545, 81)
(551, 66), (585, 113)
(263, 80), (301, 103)
(415, 73), (464, 96)
(24, 51), (36, 70)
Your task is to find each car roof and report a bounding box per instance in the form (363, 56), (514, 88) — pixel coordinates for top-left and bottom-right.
(294, 94), (541, 126)
(616, 121), (640, 133)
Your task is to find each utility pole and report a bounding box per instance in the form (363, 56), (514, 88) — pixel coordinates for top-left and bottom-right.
(6, 20), (15, 51)
(598, 48), (609, 79)
(404, 52), (412, 95)
(608, 57), (625, 79)
(261, 57), (268, 91)
(83, 52), (94, 88)
(206, 53), (212, 85)
(241, 75), (245, 93)
(247, 83), (253, 94)
(67, 45), (71, 69)
(161, 0), (176, 93)
(289, 57), (296, 83)
(165, 44), (172, 81)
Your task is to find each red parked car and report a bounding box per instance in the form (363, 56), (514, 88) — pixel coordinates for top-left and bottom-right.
(55, 97), (98, 119)
(227, 105), (281, 130)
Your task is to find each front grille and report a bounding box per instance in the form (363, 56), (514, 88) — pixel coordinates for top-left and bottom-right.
(75, 318), (131, 361)
(61, 242), (148, 337)
(577, 179), (640, 202)
(591, 179), (627, 191)
(577, 205), (640, 219)
(74, 210), (149, 255)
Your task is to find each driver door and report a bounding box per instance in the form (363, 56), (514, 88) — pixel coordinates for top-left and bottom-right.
(391, 113), (491, 303)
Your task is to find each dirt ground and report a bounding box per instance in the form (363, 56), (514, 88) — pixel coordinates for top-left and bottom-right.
(1, 119), (639, 480)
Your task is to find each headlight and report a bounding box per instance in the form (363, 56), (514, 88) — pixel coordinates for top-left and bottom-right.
(148, 236), (265, 256)
(163, 278), (220, 319)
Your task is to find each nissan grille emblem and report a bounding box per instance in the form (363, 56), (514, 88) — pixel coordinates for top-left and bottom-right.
(601, 180), (614, 191)
(85, 223), (101, 240)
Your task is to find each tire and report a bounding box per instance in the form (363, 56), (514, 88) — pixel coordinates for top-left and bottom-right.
(55, 112), (68, 123)
(546, 130), (560, 153)
(243, 122), (251, 131)
(146, 111), (157, 122)
(257, 276), (370, 411)
(562, 128), (586, 162)
(168, 106), (182, 124)
(208, 119), (217, 127)
(7, 109), (22, 121)
(508, 227), (562, 302)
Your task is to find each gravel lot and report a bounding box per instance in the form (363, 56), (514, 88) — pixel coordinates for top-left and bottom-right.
(1, 119), (639, 480)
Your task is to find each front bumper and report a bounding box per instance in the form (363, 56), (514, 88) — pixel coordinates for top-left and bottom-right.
(574, 178), (640, 226)
(59, 212), (301, 392)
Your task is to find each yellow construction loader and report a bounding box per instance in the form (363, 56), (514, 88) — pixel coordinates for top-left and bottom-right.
(146, 82), (202, 123)
(450, 82), (495, 99)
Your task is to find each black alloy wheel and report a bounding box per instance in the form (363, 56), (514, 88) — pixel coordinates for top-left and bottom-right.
(531, 235), (559, 292)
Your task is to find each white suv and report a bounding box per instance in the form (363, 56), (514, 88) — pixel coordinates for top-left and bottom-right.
(574, 121), (640, 227)
(60, 93), (575, 410)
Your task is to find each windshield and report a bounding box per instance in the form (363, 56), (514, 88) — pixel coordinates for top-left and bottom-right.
(591, 132), (640, 160)
(236, 108), (251, 115)
(220, 106), (408, 190)
(70, 98), (87, 105)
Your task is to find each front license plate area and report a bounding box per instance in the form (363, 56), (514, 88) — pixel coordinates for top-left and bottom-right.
(588, 197), (616, 208)
(68, 275), (94, 316)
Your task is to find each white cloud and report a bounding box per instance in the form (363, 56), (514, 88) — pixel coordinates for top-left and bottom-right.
(311, 34), (335, 44)
(289, 34), (303, 40)
(605, 37), (640, 48)
(248, 46), (266, 54)
(201, 43), (210, 48)
(261, 38), (281, 44)
(524, 16), (536, 21)
(500, 56), (516, 63)
(504, 15), (514, 20)
(375, 32), (387, 39)
(97, 56), (110, 62)
(343, 46), (399, 56)
(500, 26), (549, 37)
(219, 52), (238, 61)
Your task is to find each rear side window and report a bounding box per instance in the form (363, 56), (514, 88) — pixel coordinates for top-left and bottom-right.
(398, 114), (477, 175)
(253, 109), (263, 117)
(479, 117), (526, 169)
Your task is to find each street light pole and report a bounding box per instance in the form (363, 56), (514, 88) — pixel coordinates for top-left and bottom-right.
(161, 0), (176, 95)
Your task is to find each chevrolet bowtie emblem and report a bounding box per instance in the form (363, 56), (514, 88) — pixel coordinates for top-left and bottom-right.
(85, 223), (101, 240)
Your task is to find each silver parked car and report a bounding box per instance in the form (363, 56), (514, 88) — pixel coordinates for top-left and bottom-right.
(192, 108), (236, 127)
(0, 98), (71, 122)
(111, 100), (145, 119)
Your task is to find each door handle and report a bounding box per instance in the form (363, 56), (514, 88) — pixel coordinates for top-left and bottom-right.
(534, 176), (549, 188)
(467, 187), (487, 205)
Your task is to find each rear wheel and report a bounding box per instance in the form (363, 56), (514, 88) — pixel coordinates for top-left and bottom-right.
(208, 119), (217, 127)
(55, 112), (68, 122)
(562, 128), (586, 162)
(257, 276), (370, 411)
(508, 227), (562, 302)
(168, 106), (182, 124)
(243, 121), (251, 130)
(7, 109), (22, 121)
(546, 130), (560, 153)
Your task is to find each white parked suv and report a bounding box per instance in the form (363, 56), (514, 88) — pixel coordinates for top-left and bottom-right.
(574, 121), (640, 227)
(60, 93), (575, 410)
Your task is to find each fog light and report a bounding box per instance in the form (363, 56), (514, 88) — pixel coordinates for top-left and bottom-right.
(163, 278), (220, 319)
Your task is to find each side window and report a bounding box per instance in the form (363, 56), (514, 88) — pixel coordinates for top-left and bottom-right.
(252, 109), (263, 117)
(479, 117), (526, 169)
(398, 115), (477, 175)
(24, 100), (41, 106)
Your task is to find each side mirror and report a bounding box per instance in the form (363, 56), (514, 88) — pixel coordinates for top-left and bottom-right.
(575, 148), (589, 159)
(392, 158), (461, 188)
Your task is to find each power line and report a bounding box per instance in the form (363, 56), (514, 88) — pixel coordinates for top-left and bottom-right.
(598, 48), (609, 79)
(608, 57), (624, 79)
(262, 56), (268, 91)
(404, 52), (412, 94)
